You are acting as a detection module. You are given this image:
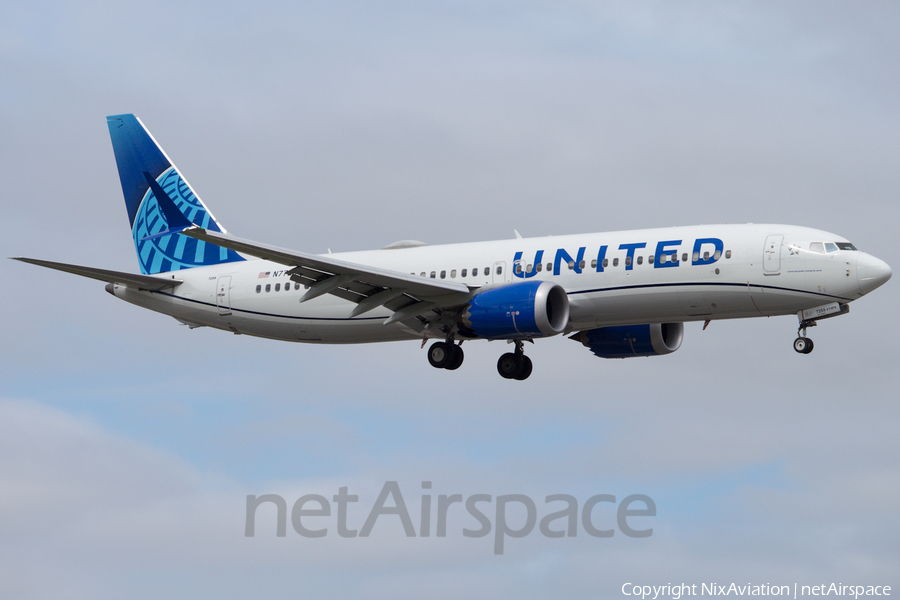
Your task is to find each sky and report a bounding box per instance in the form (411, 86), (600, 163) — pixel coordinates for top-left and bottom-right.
(1, 1), (898, 598)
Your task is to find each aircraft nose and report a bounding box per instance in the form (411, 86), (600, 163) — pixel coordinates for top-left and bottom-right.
(857, 253), (892, 296)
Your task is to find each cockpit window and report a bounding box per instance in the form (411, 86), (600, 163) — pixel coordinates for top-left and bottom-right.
(810, 241), (856, 253)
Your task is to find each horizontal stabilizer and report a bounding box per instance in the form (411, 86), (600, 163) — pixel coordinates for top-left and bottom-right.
(11, 257), (182, 291)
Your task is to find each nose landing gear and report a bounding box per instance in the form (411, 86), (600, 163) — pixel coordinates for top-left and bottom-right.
(792, 302), (849, 354)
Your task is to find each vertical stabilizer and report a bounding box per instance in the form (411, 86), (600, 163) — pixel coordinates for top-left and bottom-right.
(107, 114), (244, 274)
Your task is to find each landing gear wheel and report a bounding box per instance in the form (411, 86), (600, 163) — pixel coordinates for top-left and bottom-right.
(514, 355), (533, 380)
(445, 344), (464, 370)
(793, 337), (814, 354)
(497, 353), (520, 379)
(497, 352), (533, 380)
(428, 342), (452, 368)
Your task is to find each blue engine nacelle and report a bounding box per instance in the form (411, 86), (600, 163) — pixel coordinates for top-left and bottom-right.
(461, 280), (570, 340)
(573, 323), (684, 358)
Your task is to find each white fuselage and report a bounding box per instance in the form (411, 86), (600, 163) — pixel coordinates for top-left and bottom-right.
(109, 223), (882, 344)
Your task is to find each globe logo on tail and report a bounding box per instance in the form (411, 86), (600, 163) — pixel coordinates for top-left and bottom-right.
(132, 167), (243, 274)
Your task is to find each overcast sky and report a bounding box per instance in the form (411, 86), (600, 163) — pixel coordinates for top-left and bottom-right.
(1, 1), (898, 598)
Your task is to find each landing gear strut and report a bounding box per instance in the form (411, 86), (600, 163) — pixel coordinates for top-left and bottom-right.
(427, 341), (464, 370)
(497, 340), (533, 380)
(793, 318), (816, 354)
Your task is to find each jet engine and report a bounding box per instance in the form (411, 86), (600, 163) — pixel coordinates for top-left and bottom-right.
(573, 323), (684, 358)
(461, 280), (569, 340)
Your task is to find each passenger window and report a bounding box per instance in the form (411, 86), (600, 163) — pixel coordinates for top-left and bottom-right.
(275, 283), (281, 292)
(825, 242), (838, 253)
(265, 284), (271, 292)
(256, 285), (261, 293)
(440, 270), (446, 279)
(420, 272), (426, 277)
(613, 258), (619, 267)
(451, 269), (457, 278)
(430, 271), (436, 278)
(602, 259), (609, 268)
(536, 263), (543, 272)
(809, 242), (824, 253)
(461, 269), (467, 277)
(625, 257), (632, 267)
(648, 255), (654, 265)
(546, 263), (552, 272)
(714, 250), (721, 260)
(836, 242), (857, 251)
(637, 256), (643, 265)
(703, 251), (709, 260)
(591, 259), (597, 268)
(567, 261), (575, 270)
(515, 264), (523, 274)
(295, 283), (301, 290)
(579, 260), (585, 270)
(484, 267), (490, 276)
(692, 252), (699, 262)
(496, 266), (502, 275)
(682, 253), (688, 263)
(725, 250), (731, 259)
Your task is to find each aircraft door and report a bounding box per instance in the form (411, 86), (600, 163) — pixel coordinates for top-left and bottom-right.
(763, 235), (783, 275)
(492, 261), (508, 284)
(216, 275), (232, 315)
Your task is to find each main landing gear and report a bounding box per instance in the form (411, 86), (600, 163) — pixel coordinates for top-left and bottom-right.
(426, 339), (533, 380)
(497, 340), (532, 381)
(427, 341), (464, 370)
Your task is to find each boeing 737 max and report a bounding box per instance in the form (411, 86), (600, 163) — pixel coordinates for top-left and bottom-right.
(13, 115), (892, 380)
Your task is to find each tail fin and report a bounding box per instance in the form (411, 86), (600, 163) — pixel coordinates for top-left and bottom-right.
(107, 114), (245, 274)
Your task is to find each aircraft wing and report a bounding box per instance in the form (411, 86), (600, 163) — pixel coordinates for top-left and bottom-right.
(11, 257), (182, 291)
(179, 227), (473, 321)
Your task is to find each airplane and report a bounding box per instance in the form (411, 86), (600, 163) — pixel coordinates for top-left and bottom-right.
(12, 114), (892, 380)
